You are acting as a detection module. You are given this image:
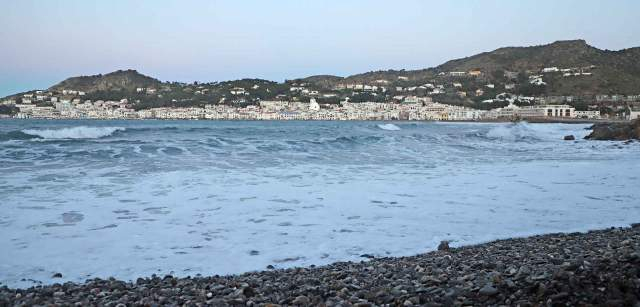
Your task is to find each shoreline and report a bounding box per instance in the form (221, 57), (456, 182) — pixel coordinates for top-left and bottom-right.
(0, 117), (627, 124)
(3, 225), (639, 306)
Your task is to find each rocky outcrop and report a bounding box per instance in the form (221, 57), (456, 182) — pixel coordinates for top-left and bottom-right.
(585, 119), (640, 140)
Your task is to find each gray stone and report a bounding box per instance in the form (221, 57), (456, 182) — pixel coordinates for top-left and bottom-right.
(437, 241), (450, 251)
(478, 284), (499, 296)
(292, 295), (310, 305)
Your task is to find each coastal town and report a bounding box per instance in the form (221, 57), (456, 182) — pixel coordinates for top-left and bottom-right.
(3, 57), (640, 121)
(0, 93), (614, 121)
(2, 79), (639, 121)
(2, 55), (640, 122)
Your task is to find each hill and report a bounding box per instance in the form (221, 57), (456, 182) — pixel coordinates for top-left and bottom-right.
(48, 69), (162, 93)
(433, 40), (640, 95)
(436, 40), (599, 72)
(292, 75), (344, 88)
(330, 40), (640, 96)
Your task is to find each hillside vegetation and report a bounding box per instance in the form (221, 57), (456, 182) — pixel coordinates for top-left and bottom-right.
(49, 69), (162, 93)
(302, 40), (640, 96)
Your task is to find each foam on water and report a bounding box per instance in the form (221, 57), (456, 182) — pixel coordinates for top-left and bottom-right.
(20, 126), (125, 140)
(377, 123), (401, 131)
(484, 121), (589, 142)
(1, 119), (639, 288)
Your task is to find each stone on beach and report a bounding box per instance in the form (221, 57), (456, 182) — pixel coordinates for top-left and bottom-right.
(437, 240), (450, 251)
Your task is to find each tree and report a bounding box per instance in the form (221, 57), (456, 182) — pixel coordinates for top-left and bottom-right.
(517, 83), (547, 96)
(0, 105), (18, 115)
(491, 70), (504, 80)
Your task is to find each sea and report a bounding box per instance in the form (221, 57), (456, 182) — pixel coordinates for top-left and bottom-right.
(1, 119), (639, 288)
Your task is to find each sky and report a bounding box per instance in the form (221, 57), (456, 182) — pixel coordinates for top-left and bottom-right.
(1, 0), (639, 97)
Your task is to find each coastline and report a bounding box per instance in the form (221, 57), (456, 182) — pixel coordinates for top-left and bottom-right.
(0, 117), (626, 124)
(3, 225), (639, 306)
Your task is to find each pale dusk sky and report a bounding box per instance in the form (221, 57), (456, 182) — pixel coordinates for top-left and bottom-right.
(1, 0), (639, 96)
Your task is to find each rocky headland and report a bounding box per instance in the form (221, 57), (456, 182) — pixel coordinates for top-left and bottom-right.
(2, 225), (640, 306)
(585, 119), (640, 140)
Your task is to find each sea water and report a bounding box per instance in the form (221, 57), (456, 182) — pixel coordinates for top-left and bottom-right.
(1, 119), (639, 287)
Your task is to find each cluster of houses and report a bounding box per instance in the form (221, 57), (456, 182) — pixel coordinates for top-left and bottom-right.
(436, 70), (483, 77)
(522, 65), (596, 87)
(2, 90), (614, 121)
(541, 65), (595, 78)
(122, 65), (602, 109)
(326, 66), (594, 103)
(3, 64), (639, 121)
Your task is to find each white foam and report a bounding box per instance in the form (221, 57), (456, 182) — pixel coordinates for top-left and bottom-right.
(485, 122), (586, 141)
(2, 121), (638, 288)
(22, 126), (125, 139)
(486, 123), (529, 140)
(377, 123), (401, 131)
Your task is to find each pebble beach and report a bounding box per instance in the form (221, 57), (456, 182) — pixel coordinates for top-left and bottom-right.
(2, 224), (639, 306)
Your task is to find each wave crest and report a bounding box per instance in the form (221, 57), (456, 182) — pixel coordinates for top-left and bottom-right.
(21, 126), (125, 140)
(483, 122), (577, 142)
(377, 124), (401, 131)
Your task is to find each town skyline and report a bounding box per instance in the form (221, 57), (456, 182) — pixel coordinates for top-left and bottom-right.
(2, 0), (640, 97)
(3, 37), (640, 122)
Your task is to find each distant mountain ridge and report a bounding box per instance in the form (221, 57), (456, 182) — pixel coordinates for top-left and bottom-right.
(437, 40), (600, 72)
(5, 39), (640, 102)
(299, 40), (640, 95)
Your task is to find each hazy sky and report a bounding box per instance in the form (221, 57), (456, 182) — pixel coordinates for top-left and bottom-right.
(1, 0), (639, 97)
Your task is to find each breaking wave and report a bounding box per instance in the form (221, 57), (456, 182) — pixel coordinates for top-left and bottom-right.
(484, 122), (584, 142)
(20, 127), (126, 140)
(485, 122), (541, 141)
(377, 123), (401, 131)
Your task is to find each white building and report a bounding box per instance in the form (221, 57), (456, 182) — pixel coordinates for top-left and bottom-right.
(490, 103), (575, 119)
(308, 99), (320, 111)
(447, 108), (486, 120)
(230, 87), (247, 95)
(574, 110), (601, 119)
(529, 76), (546, 86)
(540, 104), (575, 118)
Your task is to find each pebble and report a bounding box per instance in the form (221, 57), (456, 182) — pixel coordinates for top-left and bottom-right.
(291, 295), (310, 305)
(479, 284), (499, 296)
